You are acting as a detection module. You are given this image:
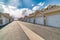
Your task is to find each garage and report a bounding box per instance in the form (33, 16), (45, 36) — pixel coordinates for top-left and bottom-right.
(35, 16), (44, 25)
(27, 18), (30, 22)
(29, 18), (34, 23)
(46, 13), (60, 27)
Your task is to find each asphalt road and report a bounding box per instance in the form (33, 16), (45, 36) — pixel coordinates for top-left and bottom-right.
(19, 21), (60, 40)
(0, 21), (44, 40)
(0, 21), (60, 40)
(0, 21), (29, 40)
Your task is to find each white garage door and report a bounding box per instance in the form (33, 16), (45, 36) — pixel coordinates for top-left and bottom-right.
(30, 18), (34, 23)
(27, 19), (30, 22)
(35, 17), (44, 25)
(46, 14), (60, 27)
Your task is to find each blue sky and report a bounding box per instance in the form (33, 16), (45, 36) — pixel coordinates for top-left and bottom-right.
(0, 0), (60, 18)
(0, 0), (60, 9)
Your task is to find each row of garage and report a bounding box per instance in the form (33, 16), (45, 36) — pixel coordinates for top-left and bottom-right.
(24, 5), (60, 27)
(0, 13), (14, 27)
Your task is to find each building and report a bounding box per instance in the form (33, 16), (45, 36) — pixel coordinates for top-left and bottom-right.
(28, 13), (36, 23)
(33, 10), (44, 25)
(43, 5), (60, 27)
(35, 5), (60, 27)
(24, 5), (60, 27)
(28, 10), (44, 24)
(0, 13), (10, 26)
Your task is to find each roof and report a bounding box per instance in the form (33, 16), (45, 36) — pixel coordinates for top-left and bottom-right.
(41, 5), (60, 14)
(0, 13), (10, 19)
(24, 5), (60, 18)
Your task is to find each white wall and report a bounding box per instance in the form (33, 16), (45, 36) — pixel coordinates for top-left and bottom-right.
(0, 16), (2, 26)
(46, 14), (60, 27)
(2, 17), (6, 25)
(2, 16), (9, 25)
(6, 18), (9, 24)
(0, 19), (3, 26)
(35, 16), (44, 25)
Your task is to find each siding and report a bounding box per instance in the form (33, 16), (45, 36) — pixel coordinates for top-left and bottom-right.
(46, 14), (60, 27)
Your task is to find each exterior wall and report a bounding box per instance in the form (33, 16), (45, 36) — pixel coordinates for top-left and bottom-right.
(27, 18), (30, 22)
(2, 17), (6, 25)
(0, 15), (2, 26)
(46, 14), (60, 27)
(35, 16), (44, 25)
(0, 19), (3, 26)
(0, 16), (9, 26)
(9, 18), (12, 22)
(29, 18), (34, 23)
(24, 18), (27, 22)
(6, 18), (9, 24)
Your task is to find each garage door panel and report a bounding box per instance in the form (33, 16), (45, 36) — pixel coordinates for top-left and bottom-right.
(30, 18), (34, 23)
(35, 17), (44, 25)
(46, 14), (60, 27)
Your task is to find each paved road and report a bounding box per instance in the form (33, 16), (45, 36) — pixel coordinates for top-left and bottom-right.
(0, 21), (29, 40)
(0, 21), (60, 40)
(0, 21), (44, 40)
(19, 21), (60, 40)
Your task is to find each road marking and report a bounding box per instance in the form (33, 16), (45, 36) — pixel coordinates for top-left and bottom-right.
(19, 23), (45, 40)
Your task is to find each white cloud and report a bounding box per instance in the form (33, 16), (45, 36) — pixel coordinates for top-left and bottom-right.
(32, 4), (34, 6)
(32, 2), (45, 10)
(38, 2), (44, 6)
(2, 5), (16, 16)
(8, 0), (20, 7)
(0, 4), (20, 18)
(0, 2), (45, 18)
(0, 4), (34, 18)
(13, 9), (22, 18)
(19, 8), (34, 17)
(32, 6), (39, 11)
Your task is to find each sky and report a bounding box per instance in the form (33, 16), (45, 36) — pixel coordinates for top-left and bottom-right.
(0, 0), (60, 18)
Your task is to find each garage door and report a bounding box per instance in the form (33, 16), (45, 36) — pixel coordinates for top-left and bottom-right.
(30, 18), (34, 23)
(35, 17), (44, 25)
(27, 19), (30, 22)
(46, 14), (60, 27)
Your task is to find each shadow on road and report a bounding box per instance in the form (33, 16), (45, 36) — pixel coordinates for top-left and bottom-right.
(0, 21), (13, 29)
